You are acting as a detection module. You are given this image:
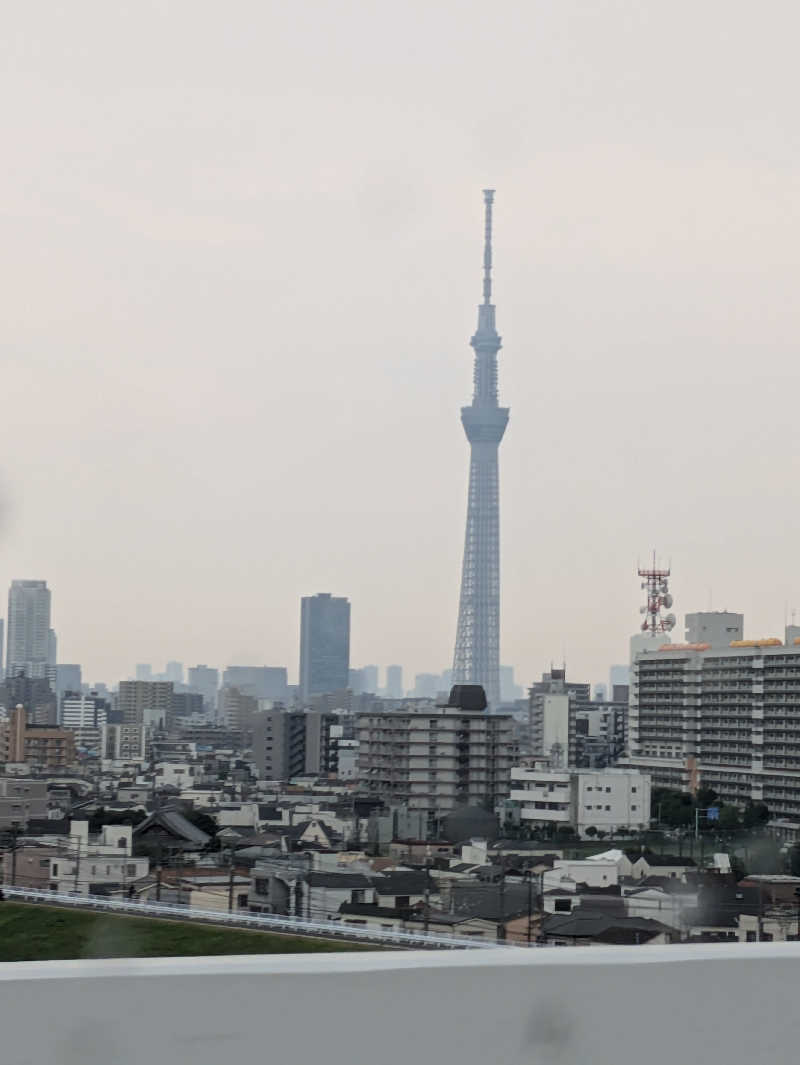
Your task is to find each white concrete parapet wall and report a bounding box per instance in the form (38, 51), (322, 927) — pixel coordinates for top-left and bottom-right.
(0, 943), (798, 1065)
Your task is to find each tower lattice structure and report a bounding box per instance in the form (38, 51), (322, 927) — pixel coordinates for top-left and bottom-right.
(452, 190), (509, 707)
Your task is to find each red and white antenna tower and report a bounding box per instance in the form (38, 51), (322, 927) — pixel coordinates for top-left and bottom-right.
(638, 552), (676, 636)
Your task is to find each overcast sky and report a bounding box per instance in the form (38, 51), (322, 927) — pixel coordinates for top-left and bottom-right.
(3, 2), (800, 690)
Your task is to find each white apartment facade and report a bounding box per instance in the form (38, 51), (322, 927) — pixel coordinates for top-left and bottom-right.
(625, 633), (800, 816)
(510, 765), (651, 837)
(42, 823), (149, 896)
(62, 694), (107, 753)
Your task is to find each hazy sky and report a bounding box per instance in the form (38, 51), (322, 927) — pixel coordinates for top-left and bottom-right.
(3, 2), (800, 690)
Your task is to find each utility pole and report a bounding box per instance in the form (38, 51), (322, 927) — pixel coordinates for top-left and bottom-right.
(227, 842), (235, 913)
(423, 847), (432, 935)
(497, 857), (506, 941)
(526, 869), (533, 945)
(10, 827), (18, 886)
(73, 836), (80, 893)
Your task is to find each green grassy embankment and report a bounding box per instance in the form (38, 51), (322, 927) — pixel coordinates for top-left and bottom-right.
(0, 902), (376, 961)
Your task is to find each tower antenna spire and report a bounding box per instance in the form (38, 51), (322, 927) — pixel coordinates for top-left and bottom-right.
(482, 189), (495, 305)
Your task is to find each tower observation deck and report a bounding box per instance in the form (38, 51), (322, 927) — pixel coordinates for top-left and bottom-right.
(451, 190), (509, 708)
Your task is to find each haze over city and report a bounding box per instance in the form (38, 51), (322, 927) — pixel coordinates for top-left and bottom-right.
(4, 1), (800, 687)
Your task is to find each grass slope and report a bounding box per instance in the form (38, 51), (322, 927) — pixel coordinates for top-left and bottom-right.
(0, 903), (374, 961)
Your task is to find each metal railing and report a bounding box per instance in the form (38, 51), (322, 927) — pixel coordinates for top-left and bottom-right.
(0, 886), (510, 951)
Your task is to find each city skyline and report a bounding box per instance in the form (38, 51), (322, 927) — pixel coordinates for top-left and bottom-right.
(4, 4), (800, 691)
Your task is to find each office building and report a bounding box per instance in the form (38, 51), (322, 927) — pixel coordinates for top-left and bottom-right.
(55, 664), (82, 712)
(452, 191), (509, 708)
(218, 686), (259, 731)
(0, 674), (57, 726)
(0, 620), (4, 676)
(357, 685), (515, 825)
(499, 665), (524, 704)
(625, 631), (800, 817)
(348, 668), (365, 694)
(361, 665), (379, 695)
(165, 661), (184, 685)
(118, 681), (174, 728)
(385, 665), (403, 699)
(510, 765), (650, 838)
(299, 593), (350, 701)
(222, 666), (288, 702)
(609, 664), (628, 691)
(61, 692), (108, 752)
(187, 665), (219, 713)
(413, 673), (442, 699)
(170, 691), (204, 721)
(6, 580), (52, 679)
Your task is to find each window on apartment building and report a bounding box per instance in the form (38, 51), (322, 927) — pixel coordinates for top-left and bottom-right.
(52, 864), (58, 875)
(39, 859), (49, 868)
(632, 805), (637, 811)
(605, 805), (611, 811)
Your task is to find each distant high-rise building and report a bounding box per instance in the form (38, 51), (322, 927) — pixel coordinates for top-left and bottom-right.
(299, 593), (350, 702)
(385, 664), (403, 699)
(55, 665), (82, 717)
(170, 691), (204, 721)
(187, 665), (219, 713)
(525, 669), (591, 766)
(499, 665), (523, 703)
(609, 664), (628, 692)
(118, 681), (174, 728)
(218, 686), (259, 730)
(135, 664), (152, 682)
(361, 665), (379, 695)
(47, 629), (57, 668)
(348, 668), (365, 694)
(452, 191), (509, 708)
(6, 580), (52, 680)
(165, 661), (184, 685)
(222, 666), (288, 702)
(413, 673), (441, 699)
(0, 620), (4, 676)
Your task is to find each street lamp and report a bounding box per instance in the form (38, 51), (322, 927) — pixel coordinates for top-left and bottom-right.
(793, 886), (800, 941)
(216, 828), (242, 913)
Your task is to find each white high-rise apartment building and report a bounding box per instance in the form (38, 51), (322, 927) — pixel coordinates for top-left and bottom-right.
(6, 580), (51, 679)
(624, 628), (800, 817)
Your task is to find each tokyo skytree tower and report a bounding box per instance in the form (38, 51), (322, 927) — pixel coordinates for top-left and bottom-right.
(451, 189), (509, 707)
